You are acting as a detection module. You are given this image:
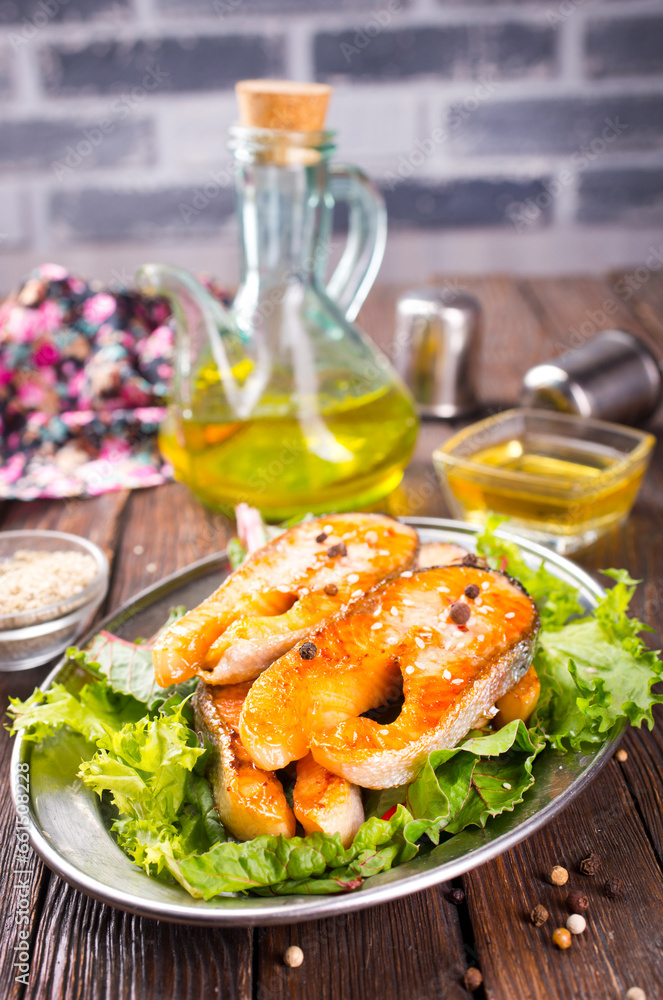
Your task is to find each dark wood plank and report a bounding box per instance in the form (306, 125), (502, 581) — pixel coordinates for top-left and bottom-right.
(23, 888), (252, 1000)
(467, 762), (663, 1000)
(5, 275), (662, 1000)
(607, 268), (663, 349)
(601, 268), (663, 872)
(106, 481), (231, 609)
(0, 717), (47, 1000)
(0, 492), (131, 1000)
(277, 275), (662, 1000)
(255, 888), (472, 1000)
(0, 491), (130, 564)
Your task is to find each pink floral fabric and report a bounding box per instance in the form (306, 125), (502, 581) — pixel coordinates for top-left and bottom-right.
(0, 264), (175, 500)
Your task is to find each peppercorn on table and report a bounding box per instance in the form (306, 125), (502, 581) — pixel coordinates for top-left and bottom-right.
(1, 273), (662, 1000)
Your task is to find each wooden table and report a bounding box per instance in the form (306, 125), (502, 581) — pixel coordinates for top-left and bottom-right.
(1, 274), (662, 1000)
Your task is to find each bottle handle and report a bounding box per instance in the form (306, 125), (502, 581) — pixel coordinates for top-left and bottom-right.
(325, 164), (387, 323)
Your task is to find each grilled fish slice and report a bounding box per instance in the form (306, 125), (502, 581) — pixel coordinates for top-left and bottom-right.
(239, 613), (404, 771)
(240, 565), (539, 788)
(293, 754), (364, 848)
(194, 682), (296, 841)
(153, 513), (418, 687)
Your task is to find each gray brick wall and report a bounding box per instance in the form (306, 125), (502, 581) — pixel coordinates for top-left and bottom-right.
(0, 0), (662, 289)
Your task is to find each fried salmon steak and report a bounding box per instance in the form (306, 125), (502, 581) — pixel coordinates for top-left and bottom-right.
(293, 754), (364, 847)
(239, 565), (540, 788)
(194, 681), (296, 841)
(154, 513), (418, 687)
(195, 682), (364, 845)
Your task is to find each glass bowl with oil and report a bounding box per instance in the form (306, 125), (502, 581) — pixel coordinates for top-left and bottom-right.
(433, 409), (655, 554)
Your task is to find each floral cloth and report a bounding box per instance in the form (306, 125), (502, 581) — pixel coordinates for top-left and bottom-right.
(0, 263), (175, 500)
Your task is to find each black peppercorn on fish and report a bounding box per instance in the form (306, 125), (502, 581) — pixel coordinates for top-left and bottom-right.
(153, 513), (418, 687)
(239, 565), (540, 788)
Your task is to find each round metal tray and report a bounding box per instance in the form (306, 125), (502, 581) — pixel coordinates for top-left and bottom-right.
(11, 518), (620, 926)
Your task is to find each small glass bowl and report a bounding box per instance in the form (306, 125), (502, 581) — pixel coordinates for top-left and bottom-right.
(0, 530), (109, 671)
(433, 409), (655, 554)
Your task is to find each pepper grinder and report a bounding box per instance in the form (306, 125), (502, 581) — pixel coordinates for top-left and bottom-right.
(393, 288), (481, 419)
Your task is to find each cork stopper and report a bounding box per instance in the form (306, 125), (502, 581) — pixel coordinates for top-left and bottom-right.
(235, 79), (332, 133)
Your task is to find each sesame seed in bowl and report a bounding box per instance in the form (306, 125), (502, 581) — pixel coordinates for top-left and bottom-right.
(0, 530), (109, 671)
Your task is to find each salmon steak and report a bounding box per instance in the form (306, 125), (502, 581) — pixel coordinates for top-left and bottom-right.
(239, 565), (540, 788)
(153, 513), (418, 687)
(195, 682), (364, 844)
(194, 681), (296, 841)
(293, 753), (364, 848)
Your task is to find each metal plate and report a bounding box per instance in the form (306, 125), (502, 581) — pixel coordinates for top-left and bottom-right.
(11, 518), (620, 926)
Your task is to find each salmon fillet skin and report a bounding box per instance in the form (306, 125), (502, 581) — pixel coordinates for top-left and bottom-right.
(194, 682), (296, 841)
(195, 682), (365, 843)
(153, 513), (418, 687)
(239, 565), (540, 789)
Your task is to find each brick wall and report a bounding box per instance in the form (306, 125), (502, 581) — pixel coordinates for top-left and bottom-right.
(0, 0), (662, 292)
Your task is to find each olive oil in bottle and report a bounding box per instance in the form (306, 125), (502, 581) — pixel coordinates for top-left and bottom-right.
(160, 384), (418, 521)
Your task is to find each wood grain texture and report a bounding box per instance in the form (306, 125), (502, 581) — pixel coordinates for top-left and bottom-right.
(466, 763), (663, 1000)
(0, 709), (48, 1000)
(13, 482), (242, 1000)
(255, 888), (472, 1000)
(23, 884), (252, 1000)
(106, 481), (231, 609)
(607, 268), (663, 350)
(0, 491), (129, 566)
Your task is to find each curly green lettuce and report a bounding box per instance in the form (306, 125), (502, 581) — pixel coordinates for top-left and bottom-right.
(476, 517), (663, 750)
(8, 516), (661, 898)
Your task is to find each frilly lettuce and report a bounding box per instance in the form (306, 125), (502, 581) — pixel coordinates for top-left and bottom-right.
(7, 517), (661, 898)
(476, 518), (662, 750)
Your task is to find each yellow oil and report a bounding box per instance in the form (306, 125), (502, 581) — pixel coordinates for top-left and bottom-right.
(160, 385), (418, 521)
(445, 435), (647, 542)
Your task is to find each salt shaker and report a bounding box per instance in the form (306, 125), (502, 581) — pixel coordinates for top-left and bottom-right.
(521, 329), (662, 425)
(393, 288), (481, 418)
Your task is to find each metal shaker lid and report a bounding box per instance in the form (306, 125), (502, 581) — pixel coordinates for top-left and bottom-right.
(394, 288), (481, 419)
(521, 329), (662, 426)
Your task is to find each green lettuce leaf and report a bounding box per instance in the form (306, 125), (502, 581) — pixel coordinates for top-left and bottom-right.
(534, 570), (662, 748)
(404, 721), (543, 843)
(9, 515), (662, 900)
(84, 606), (196, 711)
(227, 538), (247, 571)
(477, 517), (662, 750)
(180, 807), (411, 898)
(78, 703), (223, 895)
(7, 668), (146, 744)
